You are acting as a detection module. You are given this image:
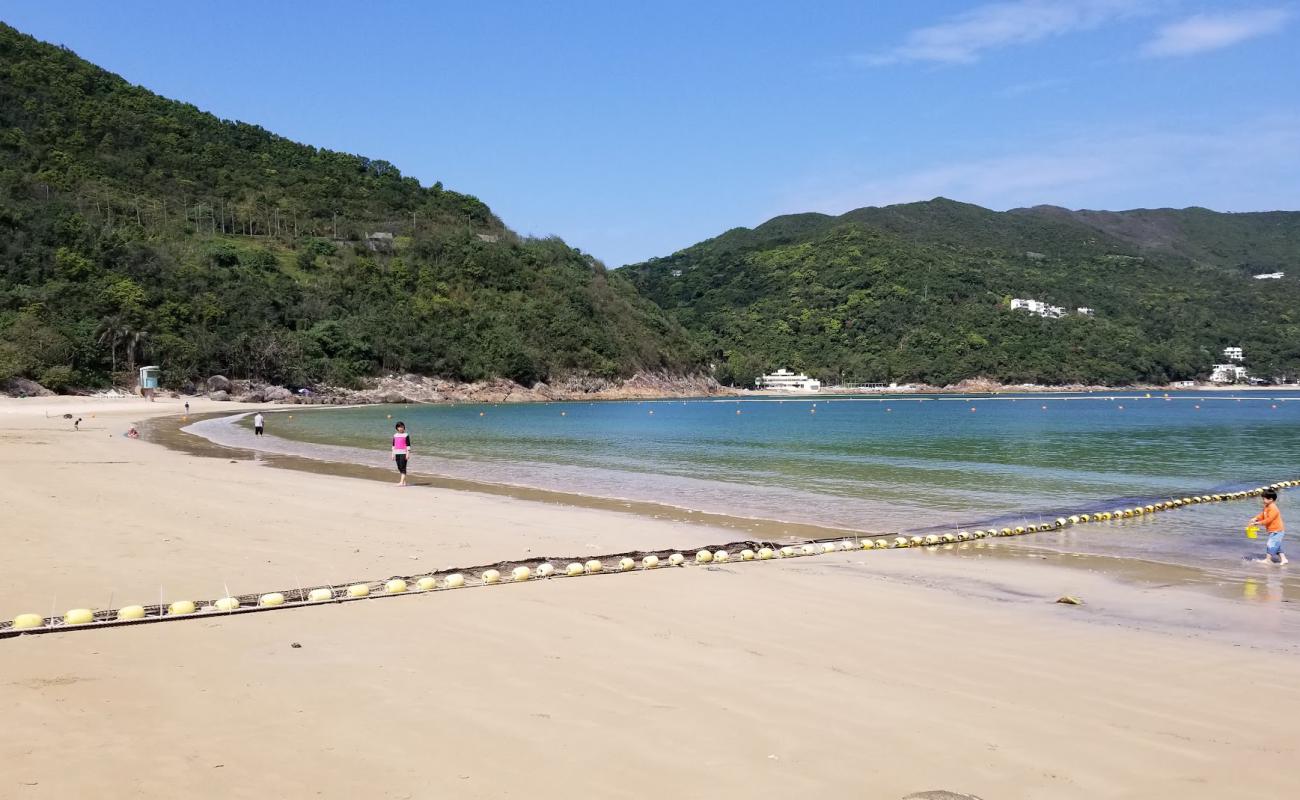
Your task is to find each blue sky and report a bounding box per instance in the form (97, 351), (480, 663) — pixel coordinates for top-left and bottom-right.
(3, 1), (1298, 265)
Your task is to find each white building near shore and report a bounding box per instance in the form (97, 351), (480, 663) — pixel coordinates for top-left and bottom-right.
(757, 369), (821, 393)
(1223, 346), (1243, 362)
(1210, 364), (1249, 384)
(1010, 298), (1064, 319)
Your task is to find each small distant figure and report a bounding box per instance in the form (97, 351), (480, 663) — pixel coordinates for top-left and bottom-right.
(74, 417), (82, 430)
(254, 412), (265, 436)
(184, 401), (190, 416)
(126, 426), (139, 439)
(392, 421), (411, 486)
(1251, 490), (1287, 565)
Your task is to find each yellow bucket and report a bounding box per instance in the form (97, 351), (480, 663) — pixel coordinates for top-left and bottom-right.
(1246, 525), (1260, 539)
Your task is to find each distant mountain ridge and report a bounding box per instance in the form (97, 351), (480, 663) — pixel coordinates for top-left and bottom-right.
(626, 198), (1300, 387)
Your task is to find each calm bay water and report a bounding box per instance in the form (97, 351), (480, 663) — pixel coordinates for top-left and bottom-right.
(204, 392), (1300, 569)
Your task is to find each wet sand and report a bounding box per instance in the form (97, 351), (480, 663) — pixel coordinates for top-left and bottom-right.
(2, 395), (1299, 799)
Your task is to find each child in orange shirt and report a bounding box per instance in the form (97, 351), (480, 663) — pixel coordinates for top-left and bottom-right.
(1250, 490), (1286, 565)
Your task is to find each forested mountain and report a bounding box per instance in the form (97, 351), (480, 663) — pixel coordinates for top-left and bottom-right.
(0, 23), (697, 390)
(624, 199), (1300, 387)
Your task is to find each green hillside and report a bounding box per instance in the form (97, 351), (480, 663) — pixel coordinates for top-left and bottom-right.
(624, 199), (1300, 387)
(0, 23), (697, 391)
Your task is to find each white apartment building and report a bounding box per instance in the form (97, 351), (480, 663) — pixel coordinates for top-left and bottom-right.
(1010, 298), (1064, 319)
(1223, 346), (1244, 362)
(1253, 272), (1284, 280)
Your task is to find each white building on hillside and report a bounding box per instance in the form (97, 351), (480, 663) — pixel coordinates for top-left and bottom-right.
(1077, 307), (1095, 316)
(1253, 272), (1285, 280)
(757, 369), (821, 393)
(1223, 346), (1244, 362)
(1010, 298), (1064, 319)
(1210, 364), (1249, 384)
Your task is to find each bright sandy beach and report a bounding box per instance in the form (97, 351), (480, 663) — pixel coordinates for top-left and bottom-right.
(2, 396), (1299, 800)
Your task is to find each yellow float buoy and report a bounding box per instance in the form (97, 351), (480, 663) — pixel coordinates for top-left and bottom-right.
(214, 597), (240, 612)
(668, 553), (686, 566)
(64, 608), (95, 625)
(780, 546), (796, 557)
(740, 549), (756, 560)
(801, 544), (818, 555)
(382, 580), (406, 594)
(260, 592), (286, 605)
(308, 588), (334, 602)
(894, 537), (909, 548)
(874, 538), (890, 549)
(758, 547), (775, 559)
(512, 566), (532, 582)
(168, 600), (196, 616)
(942, 533), (956, 543)
(481, 569), (502, 584)
(618, 557), (636, 571)
(117, 605), (146, 621)
(416, 576), (437, 591)
(696, 549), (714, 563)
(713, 550), (730, 562)
(346, 584), (370, 598)
(924, 535), (940, 546)
(584, 559), (603, 573)
(536, 563), (556, 577)
(909, 535), (924, 546)
(642, 555), (660, 569)
(861, 539), (876, 549)
(1014, 526), (1026, 535)
(821, 542), (837, 553)
(12, 613), (43, 630)
(445, 573), (466, 588)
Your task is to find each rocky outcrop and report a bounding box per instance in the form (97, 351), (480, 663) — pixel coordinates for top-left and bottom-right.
(206, 375), (232, 393)
(284, 372), (739, 406)
(263, 386), (292, 402)
(208, 390), (231, 401)
(0, 377), (54, 397)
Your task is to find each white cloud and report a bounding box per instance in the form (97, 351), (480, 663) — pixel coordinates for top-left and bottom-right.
(782, 119), (1300, 216)
(1141, 8), (1293, 57)
(863, 0), (1150, 65)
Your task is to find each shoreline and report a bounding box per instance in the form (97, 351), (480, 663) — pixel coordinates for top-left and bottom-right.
(164, 406), (1300, 611)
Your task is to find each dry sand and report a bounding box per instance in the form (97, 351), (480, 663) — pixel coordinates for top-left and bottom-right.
(2, 396), (1299, 799)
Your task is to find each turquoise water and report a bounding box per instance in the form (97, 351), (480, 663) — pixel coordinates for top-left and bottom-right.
(228, 392), (1300, 554)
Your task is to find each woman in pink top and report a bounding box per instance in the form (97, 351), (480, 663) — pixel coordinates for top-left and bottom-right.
(392, 421), (412, 486)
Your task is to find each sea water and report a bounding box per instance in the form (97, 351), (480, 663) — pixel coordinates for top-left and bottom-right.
(194, 391), (1300, 570)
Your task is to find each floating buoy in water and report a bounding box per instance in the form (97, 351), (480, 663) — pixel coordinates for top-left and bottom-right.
(445, 573), (465, 588)
(875, 539), (890, 549)
(893, 537), (909, 548)
(821, 542), (837, 554)
(758, 548), (775, 559)
(696, 549), (713, 563)
(618, 558), (636, 571)
(261, 592), (287, 605)
(214, 597), (240, 612)
(924, 535), (940, 546)
(309, 588), (334, 601)
(801, 544), (818, 556)
(168, 600), (196, 616)
(416, 577), (437, 591)
(565, 562), (585, 576)
(713, 550), (730, 563)
(584, 559), (603, 573)
(668, 553), (686, 566)
(740, 549), (756, 560)
(512, 566), (532, 581)
(481, 570), (501, 584)
(642, 555), (660, 569)
(536, 563), (556, 577)
(861, 539), (876, 549)
(346, 584), (369, 598)
(117, 605), (145, 621)
(910, 536), (924, 546)
(780, 546), (796, 557)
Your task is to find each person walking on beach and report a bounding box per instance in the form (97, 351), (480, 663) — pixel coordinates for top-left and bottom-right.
(1250, 490), (1287, 565)
(253, 412), (265, 436)
(392, 421), (412, 486)
(184, 401), (190, 416)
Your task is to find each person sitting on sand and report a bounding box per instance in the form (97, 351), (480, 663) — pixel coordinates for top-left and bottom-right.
(1250, 490), (1287, 565)
(392, 421), (412, 486)
(126, 426), (139, 439)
